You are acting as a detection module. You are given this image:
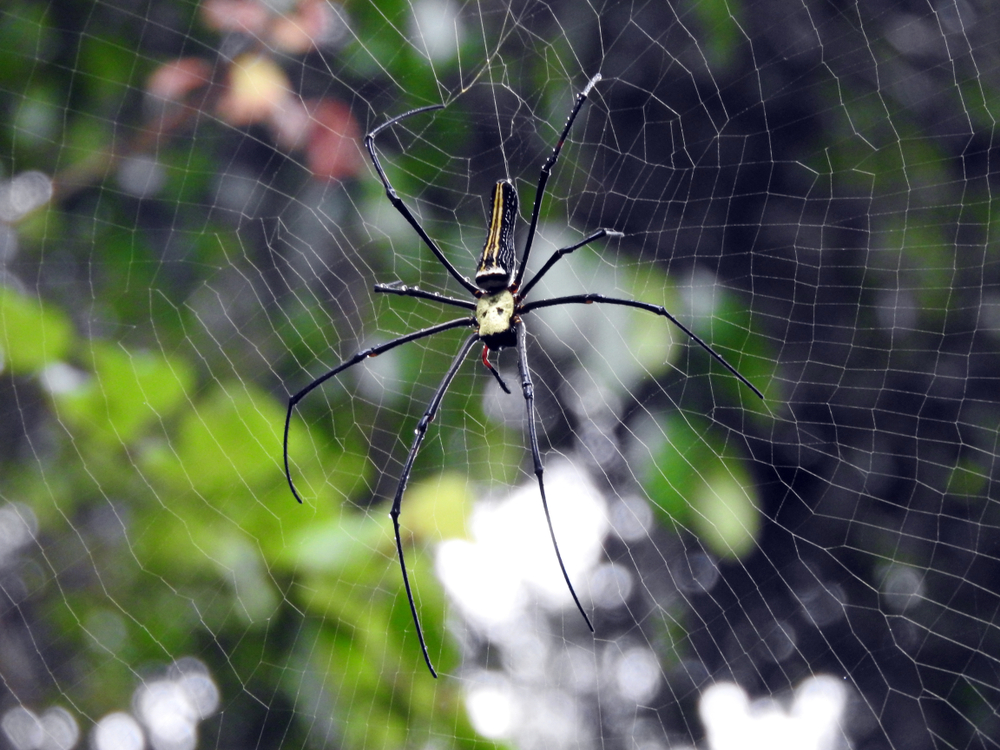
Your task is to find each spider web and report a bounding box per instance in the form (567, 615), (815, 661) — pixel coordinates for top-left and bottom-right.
(0, 0), (996, 748)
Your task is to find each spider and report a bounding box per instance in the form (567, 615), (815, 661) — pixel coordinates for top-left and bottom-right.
(283, 74), (764, 677)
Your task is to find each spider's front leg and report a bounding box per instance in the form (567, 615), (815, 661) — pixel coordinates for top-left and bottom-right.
(515, 73), (603, 287)
(518, 228), (624, 300)
(365, 104), (479, 295)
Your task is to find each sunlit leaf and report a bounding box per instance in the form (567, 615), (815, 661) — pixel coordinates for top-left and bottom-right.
(54, 342), (194, 444)
(641, 411), (759, 559)
(0, 286), (74, 374)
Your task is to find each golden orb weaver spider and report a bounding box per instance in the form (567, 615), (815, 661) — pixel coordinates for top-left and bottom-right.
(283, 74), (764, 677)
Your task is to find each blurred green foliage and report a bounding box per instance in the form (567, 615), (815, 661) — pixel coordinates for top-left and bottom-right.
(0, 0), (773, 747)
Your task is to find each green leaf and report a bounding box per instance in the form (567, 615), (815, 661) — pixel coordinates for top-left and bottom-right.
(0, 3), (57, 87)
(405, 471), (472, 542)
(690, 458), (759, 559)
(54, 342), (194, 444)
(688, 0), (744, 72)
(0, 286), (74, 374)
(279, 510), (389, 575)
(946, 458), (989, 498)
(641, 411), (759, 559)
(161, 382), (285, 495)
(641, 412), (715, 521)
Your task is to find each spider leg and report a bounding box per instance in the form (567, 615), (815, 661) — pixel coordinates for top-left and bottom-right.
(518, 228), (624, 299)
(513, 319), (595, 633)
(521, 294), (764, 400)
(366, 106), (479, 295)
(514, 73), (603, 289)
(374, 281), (476, 310)
(283, 316), (473, 505)
(389, 332), (480, 678)
(373, 284), (510, 392)
(481, 345), (512, 394)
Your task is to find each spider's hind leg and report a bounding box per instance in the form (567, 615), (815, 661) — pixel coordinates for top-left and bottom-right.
(512, 318), (595, 632)
(389, 332), (481, 678)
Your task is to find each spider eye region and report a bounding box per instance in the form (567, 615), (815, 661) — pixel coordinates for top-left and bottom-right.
(475, 289), (516, 348)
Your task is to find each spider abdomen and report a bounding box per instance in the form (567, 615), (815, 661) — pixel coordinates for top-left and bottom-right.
(475, 179), (518, 292)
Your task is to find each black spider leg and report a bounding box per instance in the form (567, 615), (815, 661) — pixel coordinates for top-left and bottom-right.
(389, 332), (480, 678)
(283, 317), (473, 505)
(514, 73), (602, 289)
(373, 281), (475, 310)
(365, 105), (479, 295)
(522, 294), (765, 400)
(479, 346), (511, 394)
(373, 281), (510, 393)
(518, 228), (624, 300)
(514, 318), (595, 633)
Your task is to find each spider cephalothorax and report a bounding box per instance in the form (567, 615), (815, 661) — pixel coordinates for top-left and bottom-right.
(283, 74), (764, 677)
(475, 288), (516, 347)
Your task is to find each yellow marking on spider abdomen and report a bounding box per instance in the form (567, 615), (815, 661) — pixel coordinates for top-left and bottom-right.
(481, 182), (506, 261)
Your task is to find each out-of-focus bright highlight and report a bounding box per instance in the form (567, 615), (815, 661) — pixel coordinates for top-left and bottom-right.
(700, 676), (848, 750)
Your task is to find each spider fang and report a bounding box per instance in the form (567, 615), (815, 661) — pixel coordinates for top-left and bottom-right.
(481, 345), (512, 394)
